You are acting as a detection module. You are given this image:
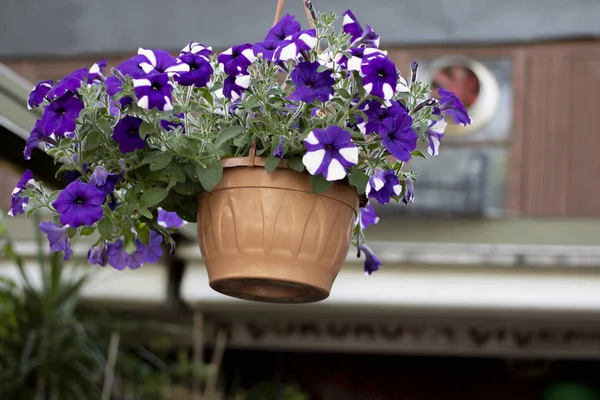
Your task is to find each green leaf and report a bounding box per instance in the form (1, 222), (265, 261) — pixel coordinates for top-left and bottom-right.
(67, 228), (78, 239)
(25, 203), (44, 218)
(141, 187), (169, 208)
(58, 138), (73, 150)
(97, 218), (113, 241)
(84, 130), (102, 151)
(348, 170), (369, 194)
(196, 158), (223, 192)
(310, 174), (333, 194)
(96, 119), (112, 133)
(298, 117), (308, 132)
(47, 148), (60, 157)
(199, 87), (214, 105)
(136, 223), (151, 245)
(124, 231), (137, 254)
(232, 137), (245, 148)
(288, 157), (305, 172)
(140, 121), (154, 139)
(264, 154), (280, 174)
(124, 187), (138, 202)
(214, 126), (244, 147)
(266, 88), (284, 97)
(168, 164), (187, 183)
(316, 65), (329, 73)
(47, 190), (61, 203)
(338, 88), (351, 99)
(138, 207), (153, 219)
(244, 95), (261, 110)
(204, 142), (226, 157)
(150, 151), (174, 171)
(141, 151), (162, 165)
(173, 182), (197, 196)
(350, 130), (364, 140)
(410, 150), (429, 160)
(80, 226), (96, 236)
(55, 164), (77, 176)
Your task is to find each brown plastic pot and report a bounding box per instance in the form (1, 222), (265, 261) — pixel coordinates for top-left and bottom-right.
(196, 155), (359, 304)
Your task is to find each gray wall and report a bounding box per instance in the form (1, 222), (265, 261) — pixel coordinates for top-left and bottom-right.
(0, 0), (599, 58)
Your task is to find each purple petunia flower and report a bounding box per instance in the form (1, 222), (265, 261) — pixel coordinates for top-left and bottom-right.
(289, 61), (335, 103)
(302, 126), (358, 181)
(112, 116), (147, 153)
(410, 61), (419, 84)
(106, 76), (123, 97)
(267, 14), (302, 42)
(53, 181), (105, 228)
(107, 230), (163, 270)
(39, 221), (73, 261)
(46, 68), (88, 100)
(360, 244), (381, 275)
(218, 44), (256, 76)
(343, 10), (363, 43)
(222, 74), (250, 101)
(106, 55), (149, 108)
(357, 204), (379, 229)
(341, 47), (386, 72)
(8, 169), (34, 217)
(87, 59), (106, 84)
(273, 29), (317, 61)
(160, 112), (185, 133)
(107, 240), (146, 271)
(179, 42), (213, 60)
(402, 176), (415, 205)
(117, 55), (149, 79)
(133, 73), (174, 111)
(157, 208), (186, 229)
(138, 48), (189, 76)
(142, 230), (164, 263)
(252, 40), (280, 61)
(254, 14), (301, 61)
(39, 92), (84, 137)
(108, 100), (121, 116)
(380, 113), (418, 162)
(27, 80), (53, 109)
(175, 53), (213, 87)
(358, 100), (406, 135)
(88, 240), (108, 267)
(273, 136), (285, 159)
(24, 120), (56, 160)
(426, 119), (447, 156)
(361, 56), (397, 100)
(89, 166), (121, 195)
(366, 169), (402, 205)
(343, 10), (380, 48)
(438, 87), (472, 126)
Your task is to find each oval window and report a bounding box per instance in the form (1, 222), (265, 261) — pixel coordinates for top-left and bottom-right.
(425, 57), (500, 135)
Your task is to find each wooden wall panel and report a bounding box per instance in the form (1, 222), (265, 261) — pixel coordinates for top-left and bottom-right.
(566, 51), (600, 216)
(513, 43), (600, 217)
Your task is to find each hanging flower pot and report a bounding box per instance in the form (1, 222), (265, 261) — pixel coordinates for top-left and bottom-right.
(198, 155), (359, 303)
(13, 0), (471, 303)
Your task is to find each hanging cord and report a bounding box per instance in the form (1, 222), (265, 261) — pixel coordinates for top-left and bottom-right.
(272, 0), (315, 28)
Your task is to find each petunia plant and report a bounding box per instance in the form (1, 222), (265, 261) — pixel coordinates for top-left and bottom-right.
(11, 5), (471, 274)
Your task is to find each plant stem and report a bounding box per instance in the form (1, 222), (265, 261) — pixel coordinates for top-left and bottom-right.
(101, 332), (120, 400)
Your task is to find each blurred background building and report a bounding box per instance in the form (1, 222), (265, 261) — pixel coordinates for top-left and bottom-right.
(1, 0), (600, 399)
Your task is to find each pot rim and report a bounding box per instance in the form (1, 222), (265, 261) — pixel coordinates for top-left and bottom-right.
(220, 155), (288, 169)
(218, 156), (367, 208)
